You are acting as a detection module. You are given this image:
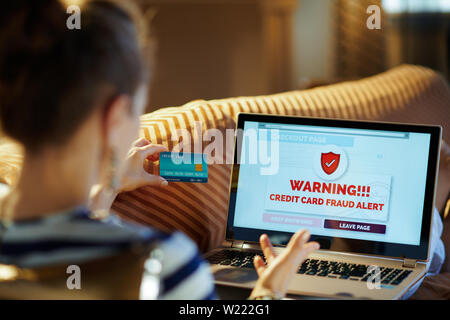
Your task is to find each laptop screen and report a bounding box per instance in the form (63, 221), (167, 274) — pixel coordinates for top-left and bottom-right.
(228, 115), (440, 259)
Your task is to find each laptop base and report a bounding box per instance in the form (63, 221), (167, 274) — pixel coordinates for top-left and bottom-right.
(206, 247), (427, 300)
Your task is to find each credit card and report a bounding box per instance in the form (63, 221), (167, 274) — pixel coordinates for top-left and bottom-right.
(159, 152), (208, 183)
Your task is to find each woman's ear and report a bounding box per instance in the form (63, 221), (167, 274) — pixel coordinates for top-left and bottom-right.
(103, 95), (133, 146)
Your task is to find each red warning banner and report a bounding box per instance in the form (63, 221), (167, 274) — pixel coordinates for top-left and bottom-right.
(264, 169), (391, 222)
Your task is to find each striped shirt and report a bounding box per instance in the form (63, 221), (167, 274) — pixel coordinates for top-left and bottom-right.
(0, 206), (216, 300)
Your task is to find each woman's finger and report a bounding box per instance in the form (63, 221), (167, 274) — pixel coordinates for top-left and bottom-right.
(287, 230), (309, 252)
(143, 174), (168, 187)
(285, 230), (319, 264)
(290, 241), (320, 266)
(119, 173), (168, 192)
(280, 230), (308, 263)
(303, 242), (320, 256)
(253, 255), (266, 277)
(259, 234), (276, 264)
(134, 137), (150, 147)
(138, 144), (168, 160)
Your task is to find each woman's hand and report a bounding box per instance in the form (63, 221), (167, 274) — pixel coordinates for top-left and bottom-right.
(119, 138), (169, 193)
(250, 230), (320, 299)
(88, 138), (168, 216)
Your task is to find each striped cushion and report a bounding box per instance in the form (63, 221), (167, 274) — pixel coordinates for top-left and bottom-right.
(0, 139), (23, 186)
(112, 64), (450, 252)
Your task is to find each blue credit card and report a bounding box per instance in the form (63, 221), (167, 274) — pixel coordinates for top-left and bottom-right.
(159, 152), (208, 183)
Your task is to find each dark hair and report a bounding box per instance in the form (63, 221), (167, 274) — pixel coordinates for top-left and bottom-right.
(0, 0), (148, 153)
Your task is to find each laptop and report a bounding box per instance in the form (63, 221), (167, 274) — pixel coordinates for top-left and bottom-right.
(205, 113), (442, 300)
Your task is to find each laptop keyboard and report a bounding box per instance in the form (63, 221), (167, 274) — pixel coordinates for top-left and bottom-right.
(207, 250), (413, 286)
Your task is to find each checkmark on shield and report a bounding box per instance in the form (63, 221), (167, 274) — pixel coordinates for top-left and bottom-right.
(321, 152), (340, 175)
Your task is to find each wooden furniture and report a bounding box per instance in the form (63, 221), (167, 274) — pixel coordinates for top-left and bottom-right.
(137, 0), (299, 112)
(0, 249), (149, 299)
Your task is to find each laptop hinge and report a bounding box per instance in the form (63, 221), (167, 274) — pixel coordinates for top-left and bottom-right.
(403, 258), (417, 268)
(231, 240), (244, 249)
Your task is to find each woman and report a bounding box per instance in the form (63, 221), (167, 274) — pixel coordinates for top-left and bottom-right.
(0, 0), (319, 299)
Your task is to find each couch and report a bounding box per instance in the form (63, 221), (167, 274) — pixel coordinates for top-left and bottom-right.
(0, 64), (449, 298)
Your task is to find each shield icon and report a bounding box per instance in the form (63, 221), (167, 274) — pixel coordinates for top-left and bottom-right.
(321, 152), (340, 175)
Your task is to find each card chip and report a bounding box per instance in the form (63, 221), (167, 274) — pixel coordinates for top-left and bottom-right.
(195, 164), (203, 171)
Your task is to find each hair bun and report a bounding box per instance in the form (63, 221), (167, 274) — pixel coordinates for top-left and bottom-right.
(0, 0), (147, 153)
(0, 0), (68, 75)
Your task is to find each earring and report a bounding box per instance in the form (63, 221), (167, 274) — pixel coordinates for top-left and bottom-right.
(108, 147), (119, 194)
(90, 147), (119, 220)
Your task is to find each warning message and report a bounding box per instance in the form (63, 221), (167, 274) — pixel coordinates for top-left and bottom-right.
(264, 168), (391, 222)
